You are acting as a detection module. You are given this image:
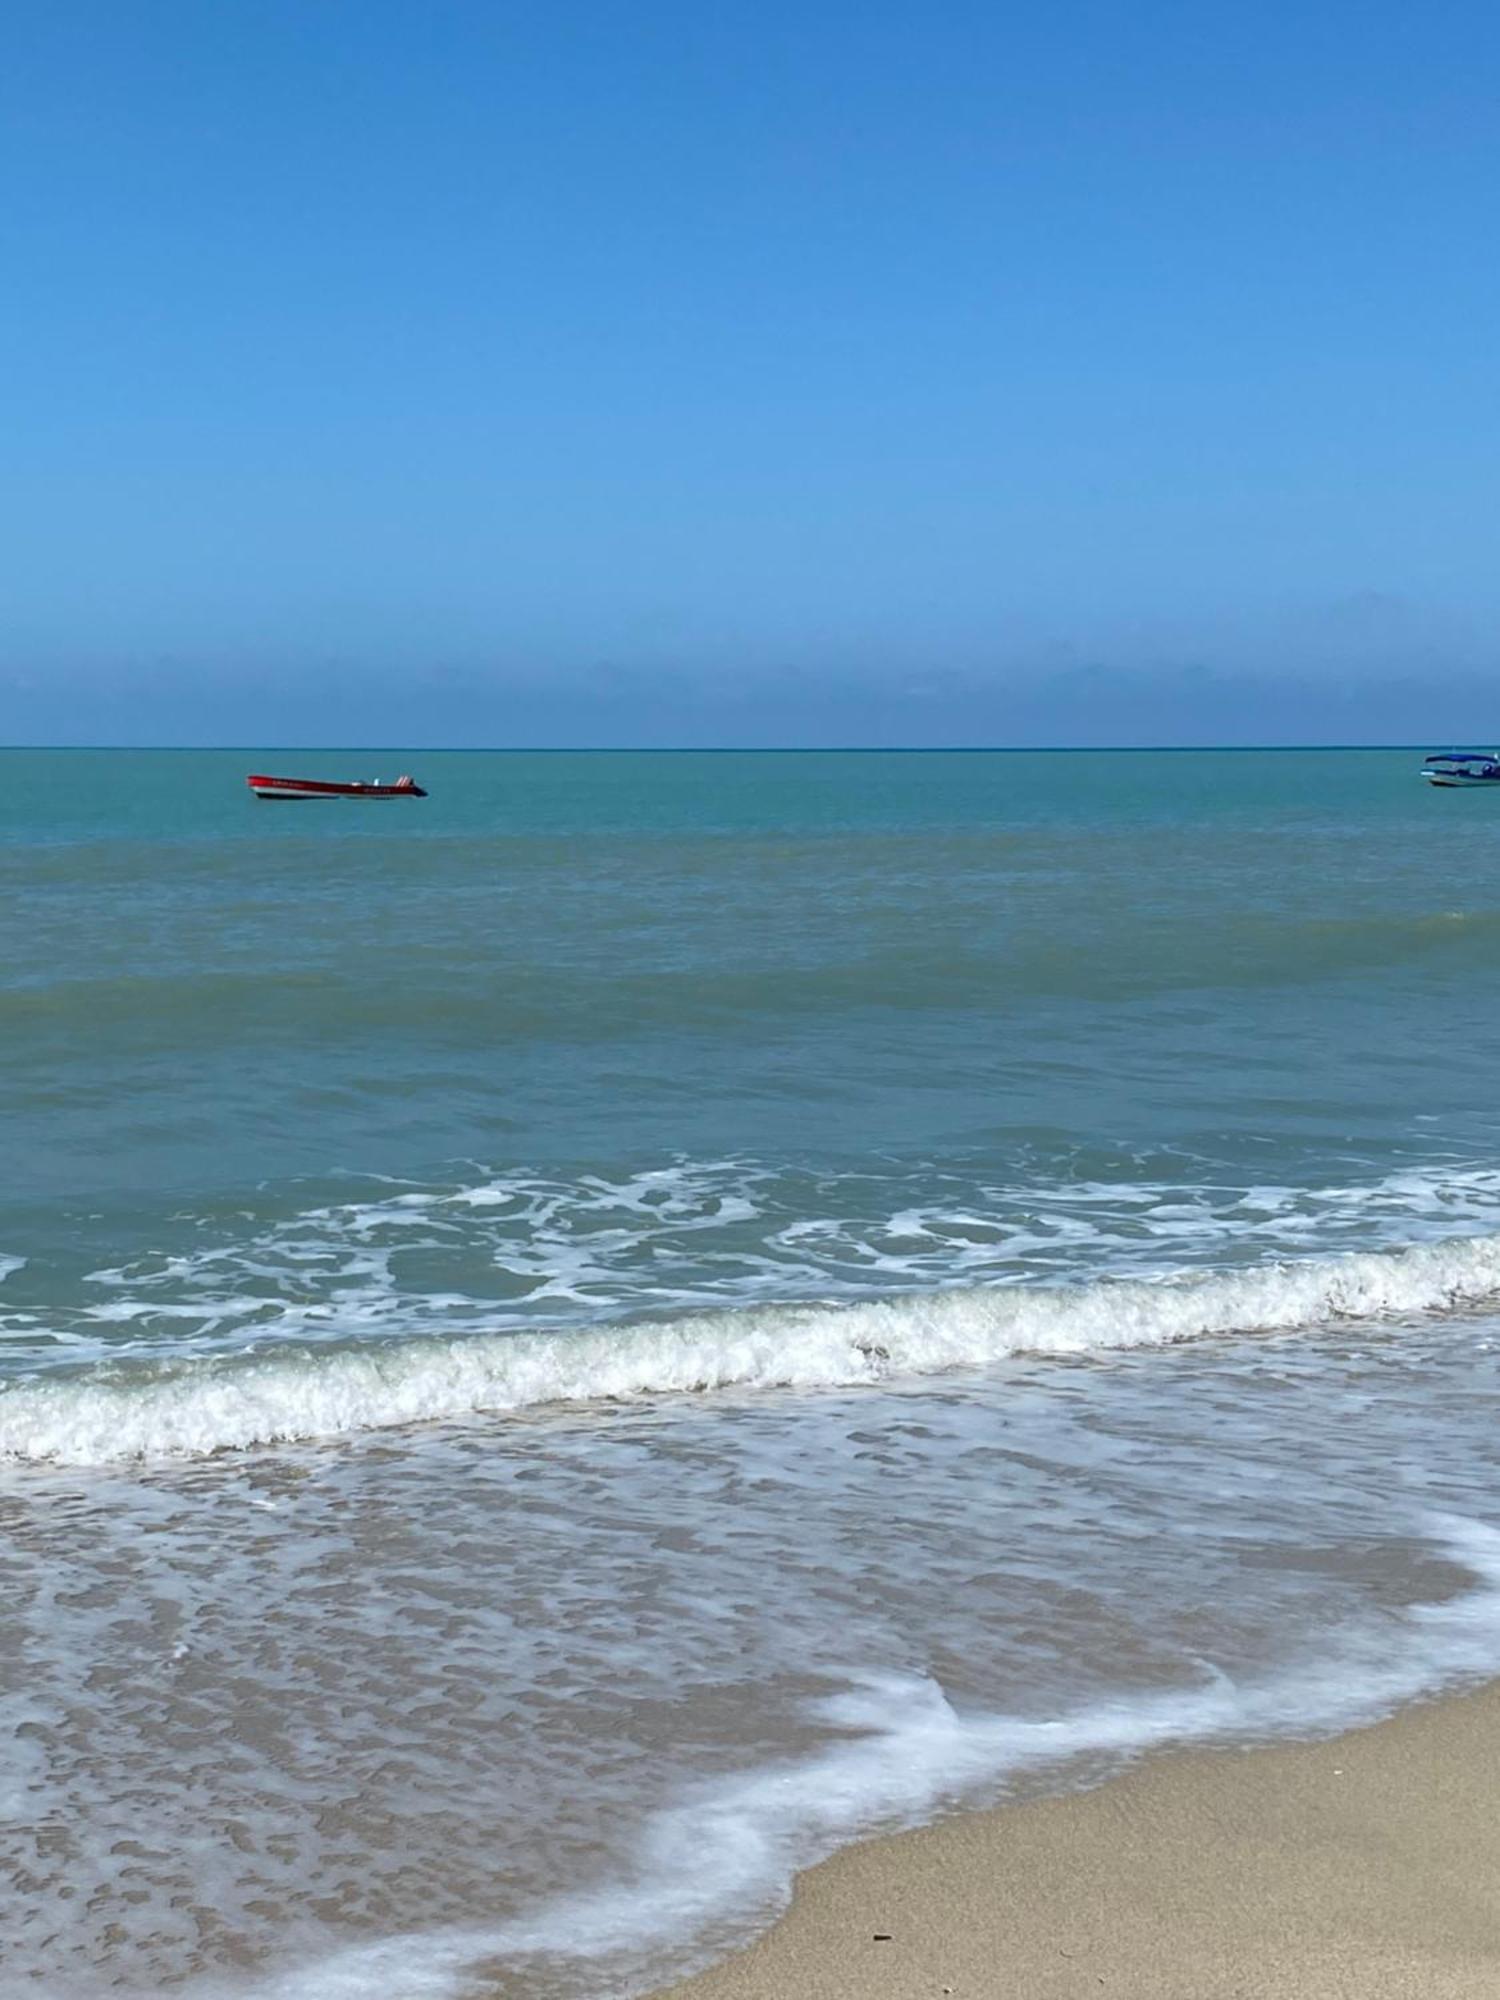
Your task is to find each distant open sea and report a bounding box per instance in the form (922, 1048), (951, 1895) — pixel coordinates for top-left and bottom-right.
(8, 747), (1500, 1997)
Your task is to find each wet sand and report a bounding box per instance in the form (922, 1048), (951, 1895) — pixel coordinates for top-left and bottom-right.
(657, 1681), (1500, 1999)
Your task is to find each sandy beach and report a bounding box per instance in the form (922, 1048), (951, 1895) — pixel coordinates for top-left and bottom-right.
(658, 1681), (1500, 2000)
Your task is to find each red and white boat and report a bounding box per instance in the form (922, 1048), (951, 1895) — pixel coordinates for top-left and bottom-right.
(247, 772), (427, 801)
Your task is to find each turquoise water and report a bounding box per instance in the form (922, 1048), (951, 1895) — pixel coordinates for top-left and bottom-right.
(9, 749), (1500, 1996)
(5, 747), (1500, 1368)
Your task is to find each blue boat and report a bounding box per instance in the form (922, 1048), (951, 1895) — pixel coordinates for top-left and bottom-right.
(1421, 750), (1500, 786)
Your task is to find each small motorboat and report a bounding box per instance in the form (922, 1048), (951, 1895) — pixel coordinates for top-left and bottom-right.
(247, 772), (427, 801)
(1421, 751), (1500, 787)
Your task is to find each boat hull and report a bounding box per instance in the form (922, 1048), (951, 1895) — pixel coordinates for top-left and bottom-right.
(246, 774), (427, 800)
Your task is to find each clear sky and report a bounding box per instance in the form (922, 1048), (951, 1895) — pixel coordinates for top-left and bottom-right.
(3, 0), (1498, 745)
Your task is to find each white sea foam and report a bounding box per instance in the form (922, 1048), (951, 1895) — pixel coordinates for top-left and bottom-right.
(8, 1228), (1500, 1464)
(21, 1157), (1498, 1386)
(203, 1513), (1500, 2000)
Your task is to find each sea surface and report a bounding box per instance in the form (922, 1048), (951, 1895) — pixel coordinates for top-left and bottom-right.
(7, 747), (1500, 1996)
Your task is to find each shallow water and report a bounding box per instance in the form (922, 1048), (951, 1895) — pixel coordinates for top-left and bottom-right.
(7, 748), (1500, 1995)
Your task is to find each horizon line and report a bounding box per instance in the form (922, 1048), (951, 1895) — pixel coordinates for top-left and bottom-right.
(0, 742), (1445, 755)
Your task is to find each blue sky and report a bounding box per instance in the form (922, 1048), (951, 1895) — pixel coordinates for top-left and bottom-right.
(3, 0), (1498, 744)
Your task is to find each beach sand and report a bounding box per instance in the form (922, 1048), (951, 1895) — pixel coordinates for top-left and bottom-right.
(657, 1682), (1500, 1999)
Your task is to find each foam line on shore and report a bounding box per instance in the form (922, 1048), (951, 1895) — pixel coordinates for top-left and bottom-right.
(201, 1514), (1500, 2000)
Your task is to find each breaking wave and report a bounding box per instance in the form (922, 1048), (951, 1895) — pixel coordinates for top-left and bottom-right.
(7, 1228), (1500, 1464)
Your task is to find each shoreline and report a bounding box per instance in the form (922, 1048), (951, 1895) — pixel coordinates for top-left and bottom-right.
(655, 1679), (1500, 1999)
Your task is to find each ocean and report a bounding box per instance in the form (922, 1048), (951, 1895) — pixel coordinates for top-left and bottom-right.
(7, 746), (1500, 1997)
